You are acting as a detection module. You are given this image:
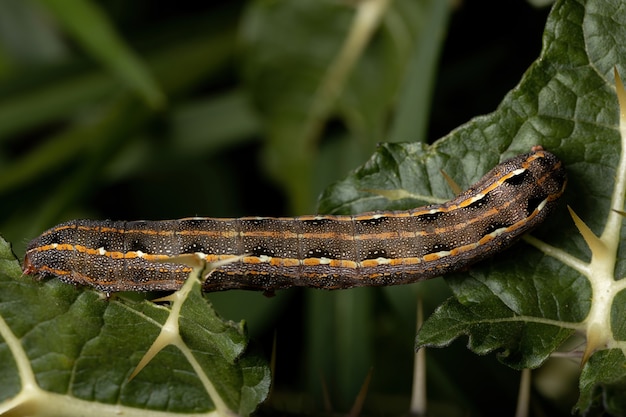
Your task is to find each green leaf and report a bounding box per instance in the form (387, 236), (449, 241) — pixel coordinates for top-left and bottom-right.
(576, 349), (626, 414)
(320, 0), (626, 413)
(0, 236), (270, 416)
(0, 29), (235, 248)
(37, 0), (165, 108)
(239, 3), (446, 403)
(240, 0), (438, 213)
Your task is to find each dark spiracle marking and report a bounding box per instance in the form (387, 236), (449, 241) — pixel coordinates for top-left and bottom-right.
(357, 216), (389, 228)
(128, 240), (149, 253)
(95, 237), (113, 251)
(466, 193), (490, 210)
(301, 218), (335, 227)
(183, 242), (207, 254)
(306, 247), (337, 259)
(46, 231), (62, 245)
(527, 195), (547, 215)
(483, 222), (512, 235)
(424, 242), (453, 254)
(364, 248), (388, 260)
(503, 170), (529, 186)
(415, 211), (445, 222)
(250, 245), (276, 257)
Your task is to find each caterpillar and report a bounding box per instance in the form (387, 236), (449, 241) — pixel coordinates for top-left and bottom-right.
(22, 147), (567, 294)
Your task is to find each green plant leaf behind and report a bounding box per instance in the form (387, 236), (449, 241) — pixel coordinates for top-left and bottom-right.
(320, 0), (626, 413)
(38, 0), (165, 108)
(0, 26), (236, 254)
(0, 236), (270, 416)
(240, 2), (450, 405)
(240, 0), (437, 214)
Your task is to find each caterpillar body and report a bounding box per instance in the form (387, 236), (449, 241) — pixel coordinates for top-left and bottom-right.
(23, 147), (567, 293)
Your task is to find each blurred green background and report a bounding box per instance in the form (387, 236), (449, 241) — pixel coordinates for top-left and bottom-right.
(0, 0), (559, 415)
